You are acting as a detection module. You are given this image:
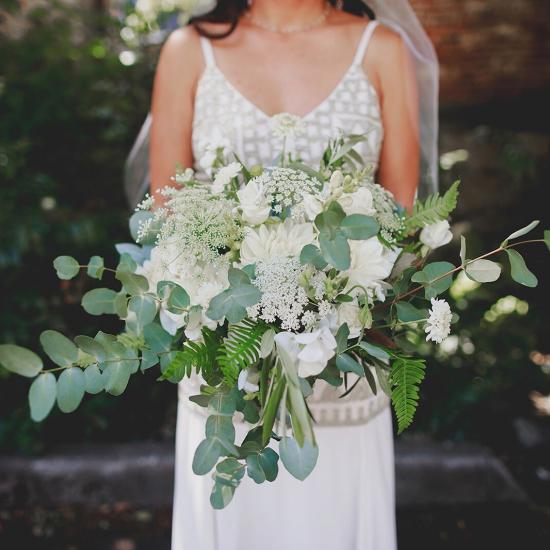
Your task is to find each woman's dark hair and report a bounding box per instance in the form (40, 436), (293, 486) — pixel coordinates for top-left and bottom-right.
(191, 1), (375, 39)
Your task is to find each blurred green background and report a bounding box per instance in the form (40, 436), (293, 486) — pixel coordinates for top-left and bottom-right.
(0, 0), (549, 481)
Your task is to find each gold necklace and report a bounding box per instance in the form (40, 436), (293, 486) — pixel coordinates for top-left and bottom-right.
(244, 2), (332, 34)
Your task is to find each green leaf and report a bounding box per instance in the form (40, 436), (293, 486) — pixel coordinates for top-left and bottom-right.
(117, 253), (138, 274)
(0, 344), (43, 377)
(84, 365), (104, 394)
(335, 323), (350, 354)
(279, 437), (319, 481)
(214, 457), (246, 486)
(336, 353), (364, 376)
(116, 271), (149, 296)
(375, 364), (391, 396)
(208, 392), (238, 417)
(158, 281), (190, 313)
(318, 231), (350, 270)
(506, 249), (538, 287)
(129, 211), (159, 244)
(144, 323), (173, 353)
(258, 448), (279, 482)
(210, 482), (236, 509)
(405, 180), (460, 232)
(465, 259), (502, 283)
(206, 415), (236, 444)
(411, 261), (455, 298)
(40, 330), (79, 367)
(390, 356), (426, 434)
(262, 377), (286, 445)
(192, 437), (223, 475)
(314, 201), (346, 235)
(53, 255), (80, 280)
(544, 230), (550, 251)
(300, 244), (328, 269)
(74, 336), (105, 362)
(127, 294), (157, 332)
(501, 220), (540, 246)
(87, 256), (104, 280)
(459, 235), (466, 265)
(56, 367), (85, 413)
(395, 302), (427, 323)
(29, 373), (57, 421)
(246, 454), (266, 484)
(140, 349), (158, 372)
(340, 214), (379, 240)
(103, 363), (132, 396)
(82, 288), (118, 316)
(357, 341), (391, 361)
(206, 285), (261, 323)
(228, 267), (252, 287)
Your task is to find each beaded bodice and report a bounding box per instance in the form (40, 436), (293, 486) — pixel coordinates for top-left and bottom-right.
(183, 20), (390, 426)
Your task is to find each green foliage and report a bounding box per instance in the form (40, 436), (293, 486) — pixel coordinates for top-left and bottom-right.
(506, 249), (538, 287)
(279, 436), (319, 481)
(53, 256), (80, 280)
(0, 344), (43, 377)
(411, 261), (456, 299)
(315, 202), (351, 270)
(501, 219), (540, 246)
(336, 353), (364, 376)
(28, 373), (57, 422)
(390, 356), (426, 434)
(217, 319), (269, 386)
(465, 259), (502, 283)
(340, 214), (380, 240)
(405, 180), (460, 232)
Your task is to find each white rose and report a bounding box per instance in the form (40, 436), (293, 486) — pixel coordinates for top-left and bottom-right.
(236, 178), (271, 225)
(339, 187), (376, 217)
(337, 301), (363, 339)
(344, 237), (400, 302)
(420, 220), (453, 249)
(300, 192), (324, 221)
(240, 219), (315, 265)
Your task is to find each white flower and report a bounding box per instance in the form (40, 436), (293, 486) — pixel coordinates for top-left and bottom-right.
(344, 237), (400, 302)
(337, 301), (363, 339)
(299, 192), (324, 221)
(420, 220), (453, 249)
(425, 298), (453, 344)
(238, 368), (260, 393)
(269, 113), (305, 140)
(212, 162), (242, 194)
(180, 0), (216, 18)
(339, 187), (376, 217)
(236, 178), (271, 225)
(239, 219), (315, 265)
(329, 170), (344, 192)
(274, 326), (337, 379)
(172, 167), (195, 186)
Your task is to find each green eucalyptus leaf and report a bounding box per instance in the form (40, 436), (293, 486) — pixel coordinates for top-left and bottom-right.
(56, 367), (85, 413)
(87, 256), (105, 280)
(375, 364), (391, 396)
(192, 437), (223, 475)
(544, 230), (550, 251)
(210, 481), (236, 509)
(465, 259), (502, 283)
(208, 392), (238, 417)
(140, 349), (159, 372)
(279, 437), (319, 481)
(395, 302), (427, 323)
(127, 294), (158, 331)
(411, 261), (455, 297)
(144, 323), (173, 353)
(246, 454), (266, 484)
(340, 214), (379, 240)
(357, 341), (391, 361)
(29, 373), (57, 421)
(0, 344), (43, 377)
(103, 363), (132, 396)
(84, 364), (105, 394)
(506, 249), (538, 287)
(158, 281), (190, 313)
(459, 235), (466, 265)
(501, 220), (540, 246)
(300, 244), (328, 269)
(228, 268), (252, 287)
(74, 335), (105, 362)
(336, 353), (364, 376)
(258, 448), (279, 482)
(129, 211), (159, 244)
(53, 256), (80, 280)
(335, 323), (350, 354)
(318, 231), (350, 270)
(206, 285), (261, 323)
(82, 288), (118, 316)
(40, 330), (79, 368)
(206, 415), (236, 443)
(116, 271), (149, 296)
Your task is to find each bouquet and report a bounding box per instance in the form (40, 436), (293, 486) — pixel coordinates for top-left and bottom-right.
(1, 117), (548, 509)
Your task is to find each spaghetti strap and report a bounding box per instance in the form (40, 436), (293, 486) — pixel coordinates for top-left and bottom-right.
(199, 36), (216, 67)
(352, 20), (379, 66)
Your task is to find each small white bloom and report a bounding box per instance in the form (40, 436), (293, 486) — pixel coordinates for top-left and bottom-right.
(172, 168), (195, 186)
(269, 113), (305, 140)
(238, 368), (260, 393)
(329, 170), (344, 192)
(180, 0), (216, 18)
(425, 298), (453, 344)
(420, 220), (453, 249)
(236, 178), (271, 225)
(198, 150), (217, 175)
(339, 187), (376, 217)
(212, 162), (242, 194)
(337, 301), (363, 339)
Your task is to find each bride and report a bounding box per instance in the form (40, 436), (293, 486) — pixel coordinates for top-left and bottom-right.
(144, 1), (439, 548)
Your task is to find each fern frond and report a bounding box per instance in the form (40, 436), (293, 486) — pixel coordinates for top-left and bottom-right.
(162, 328), (221, 384)
(405, 180), (460, 232)
(390, 356), (426, 434)
(217, 319), (268, 385)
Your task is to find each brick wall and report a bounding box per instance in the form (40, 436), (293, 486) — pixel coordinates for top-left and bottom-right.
(410, 0), (550, 105)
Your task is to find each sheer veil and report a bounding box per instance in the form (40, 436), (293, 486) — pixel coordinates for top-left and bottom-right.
(123, 0), (439, 208)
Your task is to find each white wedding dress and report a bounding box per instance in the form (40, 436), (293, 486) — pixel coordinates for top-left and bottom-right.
(172, 20), (398, 550)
